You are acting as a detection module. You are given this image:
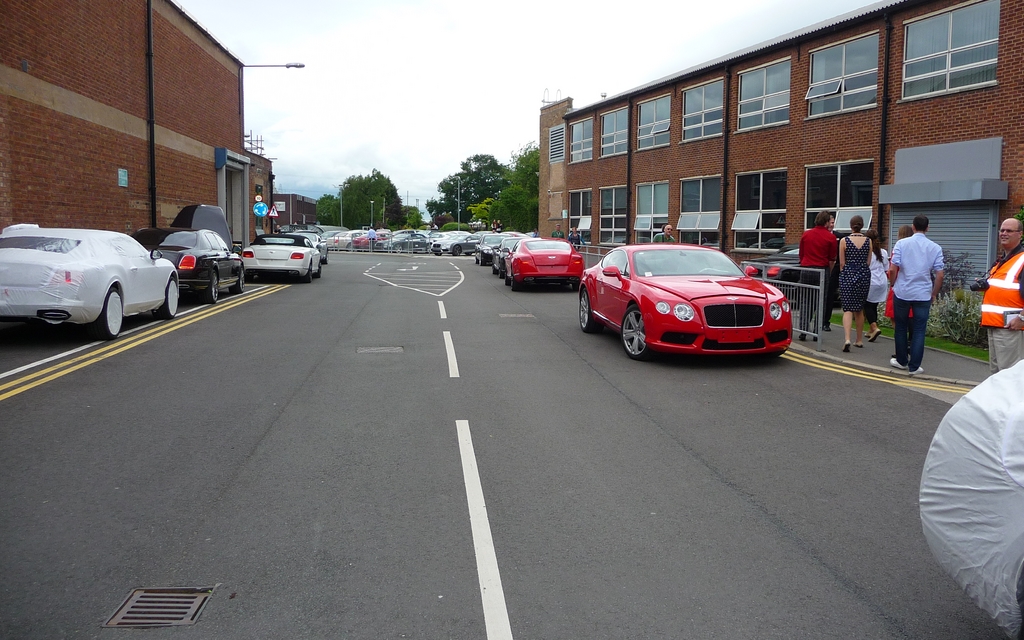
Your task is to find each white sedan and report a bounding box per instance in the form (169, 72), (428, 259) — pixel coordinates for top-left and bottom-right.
(0, 224), (179, 339)
(242, 234), (322, 282)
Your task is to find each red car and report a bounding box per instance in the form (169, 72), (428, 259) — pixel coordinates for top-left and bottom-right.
(504, 238), (585, 291)
(351, 231), (390, 251)
(578, 244), (792, 360)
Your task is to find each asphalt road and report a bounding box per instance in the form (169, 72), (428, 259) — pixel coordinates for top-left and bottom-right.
(0, 251), (1003, 639)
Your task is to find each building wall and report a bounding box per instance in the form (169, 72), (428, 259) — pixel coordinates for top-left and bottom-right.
(539, 98), (572, 237)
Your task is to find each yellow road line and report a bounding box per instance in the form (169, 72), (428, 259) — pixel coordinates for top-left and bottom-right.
(781, 350), (971, 395)
(0, 285), (287, 402)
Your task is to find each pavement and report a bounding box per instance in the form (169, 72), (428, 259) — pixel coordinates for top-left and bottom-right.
(790, 324), (990, 388)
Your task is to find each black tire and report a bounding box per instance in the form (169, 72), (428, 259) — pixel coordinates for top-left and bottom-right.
(87, 287), (123, 340)
(154, 278), (179, 320)
(504, 271), (511, 286)
(492, 262), (498, 275)
(570, 282), (580, 292)
(312, 259), (322, 279)
(510, 273), (523, 291)
(579, 288), (601, 333)
(451, 245), (463, 257)
(201, 270), (219, 305)
(301, 259), (314, 283)
(228, 268), (244, 295)
(621, 304), (653, 360)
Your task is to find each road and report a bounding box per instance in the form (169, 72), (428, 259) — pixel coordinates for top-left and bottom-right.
(0, 251), (1001, 639)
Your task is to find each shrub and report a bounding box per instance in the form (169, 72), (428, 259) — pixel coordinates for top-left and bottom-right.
(878, 288), (986, 347)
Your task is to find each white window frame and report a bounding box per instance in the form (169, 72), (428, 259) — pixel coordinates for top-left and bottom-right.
(806, 33), (879, 117)
(601, 108), (628, 157)
(733, 170), (787, 250)
(804, 161), (874, 232)
(549, 124), (565, 163)
(737, 59), (791, 131)
(569, 190), (593, 244)
(634, 182), (669, 243)
(679, 176), (721, 246)
(600, 186), (628, 244)
(570, 119), (593, 163)
(637, 95), (671, 149)
(902, 0), (1000, 100)
(682, 80), (724, 141)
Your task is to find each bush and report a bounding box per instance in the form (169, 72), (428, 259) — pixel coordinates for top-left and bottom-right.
(878, 288), (986, 347)
(440, 222), (470, 232)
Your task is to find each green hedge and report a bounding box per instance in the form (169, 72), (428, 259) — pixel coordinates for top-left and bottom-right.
(879, 289), (987, 347)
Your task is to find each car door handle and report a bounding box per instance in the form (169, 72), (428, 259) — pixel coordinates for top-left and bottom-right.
(131, 266), (139, 272)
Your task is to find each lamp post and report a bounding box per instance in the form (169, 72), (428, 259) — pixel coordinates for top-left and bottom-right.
(370, 200), (375, 229)
(456, 175), (461, 231)
(335, 184), (344, 228)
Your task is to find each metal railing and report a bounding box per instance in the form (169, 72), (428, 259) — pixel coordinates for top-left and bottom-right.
(740, 261), (827, 350)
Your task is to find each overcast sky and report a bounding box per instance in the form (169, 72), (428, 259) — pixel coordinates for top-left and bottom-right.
(175, 0), (876, 209)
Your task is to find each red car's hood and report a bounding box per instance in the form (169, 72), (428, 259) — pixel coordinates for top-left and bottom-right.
(642, 276), (772, 301)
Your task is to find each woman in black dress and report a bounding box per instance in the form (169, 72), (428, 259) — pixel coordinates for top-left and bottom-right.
(839, 215), (872, 352)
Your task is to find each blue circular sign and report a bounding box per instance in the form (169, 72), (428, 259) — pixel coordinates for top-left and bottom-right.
(253, 202), (269, 217)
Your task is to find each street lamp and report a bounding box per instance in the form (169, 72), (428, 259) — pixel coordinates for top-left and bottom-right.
(456, 175), (461, 231)
(335, 183), (344, 228)
(370, 200), (375, 229)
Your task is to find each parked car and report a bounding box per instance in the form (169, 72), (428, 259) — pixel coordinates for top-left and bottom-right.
(171, 204), (234, 250)
(291, 231), (328, 264)
(132, 228), (244, 304)
(386, 232), (430, 253)
(241, 234), (322, 282)
(278, 223), (325, 235)
(351, 230), (391, 251)
(504, 238), (585, 291)
(432, 232), (477, 256)
(0, 224), (179, 339)
(493, 236), (524, 277)
(332, 230), (364, 251)
(578, 244), (792, 360)
(322, 230), (345, 250)
(742, 244), (840, 306)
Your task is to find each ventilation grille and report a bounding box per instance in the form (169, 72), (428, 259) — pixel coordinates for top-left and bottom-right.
(549, 125), (565, 163)
(104, 587), (215, 627)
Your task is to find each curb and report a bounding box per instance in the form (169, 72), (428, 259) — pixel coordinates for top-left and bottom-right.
(788, 340), (984, 388)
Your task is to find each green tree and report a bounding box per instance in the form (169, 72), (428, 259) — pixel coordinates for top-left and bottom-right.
(316, 194), (340, 226)
(403, 206), (425, 229)
(336, 169), (400, 229)
(466, 198), (494, 227)
(491, 144), (539, 232)
(426, 154), (509, 225)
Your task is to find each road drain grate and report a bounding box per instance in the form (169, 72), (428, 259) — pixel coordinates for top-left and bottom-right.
(499, 314), (534, 318)
(357, 346), (404, 353)
(104, 587), (215, 627)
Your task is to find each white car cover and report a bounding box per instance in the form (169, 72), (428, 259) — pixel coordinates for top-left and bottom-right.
(920, 360), (1024, 638)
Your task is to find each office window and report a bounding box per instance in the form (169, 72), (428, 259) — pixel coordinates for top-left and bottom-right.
(805, 162), (873, 231)
(807, 34), (879, 115)
(738, 60), (791, 130)
(601, 108), (628, 156)
(570, 119), (593, 162)
(903, 0), (999, 99)
(678, 177), (721, 246)
(683, 81), (723, 140)
(549, 125), (565, 163)
(634, 183), (669, 243)
(600, 187), (628, 244)
(569, 190), (593, 244)
(638, 96), (671, 149)
(733, 171), (787, 249)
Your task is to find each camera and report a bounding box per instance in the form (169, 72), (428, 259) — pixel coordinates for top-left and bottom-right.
(970, 278), (990, 292)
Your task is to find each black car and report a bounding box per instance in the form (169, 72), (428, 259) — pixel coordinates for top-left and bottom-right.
(132, 228), (244, 304)
(743, 244), (840, 306)
(476, 233), (509, 266)
(387, 232), (430, 253)
(493, 237), (523, 277)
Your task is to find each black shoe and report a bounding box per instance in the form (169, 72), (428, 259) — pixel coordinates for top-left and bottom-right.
(822, 325), (832, 332)
(798, 334), (807, 341)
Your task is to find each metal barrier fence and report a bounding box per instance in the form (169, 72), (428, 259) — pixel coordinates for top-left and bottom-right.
(740, 261), (827, 350)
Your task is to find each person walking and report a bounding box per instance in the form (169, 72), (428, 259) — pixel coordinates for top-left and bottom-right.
(885, 224), (915, 359)
(838, 215), (872, 352)
(980, 217), (1024, 372)
(551, 223), (565, 238)
(366, 226), (377, 252)
(889, 215), (944, 375)
(567, 226), (582, 248)
(863, 229), (889, 342)
(796, 211), (838, 340)
(824, 213), (840, 332)
(652, 224), (675, 243)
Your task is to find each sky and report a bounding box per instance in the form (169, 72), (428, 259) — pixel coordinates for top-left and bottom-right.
(174, 0), (877, 210)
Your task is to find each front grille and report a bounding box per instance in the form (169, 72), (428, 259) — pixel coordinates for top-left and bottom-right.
(703, 304), (764, 328)
(766, 329), (789, 343)
(661, 332), (698, 345)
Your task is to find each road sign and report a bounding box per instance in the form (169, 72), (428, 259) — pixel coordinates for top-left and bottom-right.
(253, 201), (269, 217)
(255, 195), (263, 202)
(268, 205), (279, 218)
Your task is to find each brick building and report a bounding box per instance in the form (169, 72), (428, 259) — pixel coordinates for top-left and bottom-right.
(540, 0), (1018, 276)
(0, 0), (271, 244)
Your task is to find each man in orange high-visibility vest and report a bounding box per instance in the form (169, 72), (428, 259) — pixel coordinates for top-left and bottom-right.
(980, 218), (1024, 372)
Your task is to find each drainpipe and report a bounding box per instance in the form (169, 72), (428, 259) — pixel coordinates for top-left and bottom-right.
(146, 0), (157, 227)
(877, 13), (893, 236)
(626, 96), (633, 244)
(720, 66), (731, 253)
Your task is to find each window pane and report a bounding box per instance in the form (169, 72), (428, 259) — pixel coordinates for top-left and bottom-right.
(654, 183), (669, 213)
(704, 122), (722, 136)
(842, 89), (877, 109)
(810, 95), (842, 115)
(764, 93), (790, 109)
(739, 114), (762, 129)
(949, 63), (997, 88)
(704, 81), (723, 108)
(951, 0), (1000, 49)
(639, 101), (655, 125)
(732, 212), (760, 230)
(904, 75), (946, 97)
(739, 100), (763, 115)
(907, 15), (949, 60)
(762, 172), (787, 209)
(682, 180), (701, 212)
(684, 87), (703, 114)
(806, 79), (842, 99)
(700, 213), (721, 230)
(655, 96), (670, 118)
(807, 166), (838, 208)
(634, 215), (652, 230)
(844, 70), (877, 92)
(702, 178), (721, 212)
(736, 174), (761, 211)
(761, 212), (786, 229)
(570, 191), (581, 213)
(845, 35), (879, 74)
(601, 189), (614, 213)
(764, 106), (789, 124)
(906, 56), (947, 78)
(951, 42), (998, 68)
(811, 46), (843, 83)
(765, 61), (791, 94)
(740, 69), (765, 101)
(735, 231), (759, 247)
(678, 213), (700, 229)
(614, 188), (627, 215)
(638, 185), (653, 214)
(840, 162), (874, 207)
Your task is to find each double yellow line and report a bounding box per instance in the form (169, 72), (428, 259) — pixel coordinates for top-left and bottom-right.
(0, 285), (287, 403)
(782, 350), (973, 395)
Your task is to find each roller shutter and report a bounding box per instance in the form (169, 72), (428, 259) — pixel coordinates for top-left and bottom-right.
(889, 204), (997, 280)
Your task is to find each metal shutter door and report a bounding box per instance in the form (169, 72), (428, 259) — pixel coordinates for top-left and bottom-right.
(889, 204), (997, 279)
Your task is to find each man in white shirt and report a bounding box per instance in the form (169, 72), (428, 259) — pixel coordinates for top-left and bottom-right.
(366, 227), (377, 252)
(889, 215), (944, 375)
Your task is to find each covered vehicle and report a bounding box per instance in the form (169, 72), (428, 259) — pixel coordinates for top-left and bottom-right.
(0, 224), (179, 339)
(241, 234), (321, 282)
(920, 362), (1024, 638)
(505, 238), (584, 291)
(171, 204), (234, 250)
(578, 244), (791, 360)
(132, 227), (244, 304)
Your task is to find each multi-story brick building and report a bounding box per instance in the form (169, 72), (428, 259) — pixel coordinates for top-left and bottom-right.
(540, 0), (1017, 276)
(0, 0), (271, 244)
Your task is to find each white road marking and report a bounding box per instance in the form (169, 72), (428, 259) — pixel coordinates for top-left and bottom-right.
(438, 301), (447, 319)
(443, 330), (459, 378)
(455, 419), (514, 640)
(364, 269), (465, 297)
(396, 266), (419, 271)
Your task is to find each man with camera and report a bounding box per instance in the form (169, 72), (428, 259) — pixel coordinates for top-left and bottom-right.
(979, 218), (1024, 372)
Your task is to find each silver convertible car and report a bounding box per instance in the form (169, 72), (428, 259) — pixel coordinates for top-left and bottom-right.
(0, 224), (179, 339)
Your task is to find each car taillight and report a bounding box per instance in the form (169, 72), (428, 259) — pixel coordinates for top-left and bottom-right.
(242, 249), (255, 258)
(65, 270), (72, 283)
(290, 252), (305, 260)
(767, 266), (781, 278)
(178, 254), (197, 270)
(571, 256), (583, 265)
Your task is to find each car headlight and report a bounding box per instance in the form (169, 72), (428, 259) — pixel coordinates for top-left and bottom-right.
(782, 300), (790, 312)
(769, 302), (783, 320)
(655, 301), (671, 314)
(673, 303), (695, 322)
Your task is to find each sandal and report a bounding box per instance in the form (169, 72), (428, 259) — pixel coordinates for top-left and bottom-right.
(854, 342), (864, 348)
(843, 342), (851, 352)
(867, 329), (881, 342)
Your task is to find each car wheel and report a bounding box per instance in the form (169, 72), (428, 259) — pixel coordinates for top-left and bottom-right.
(301, 259), (314, 283)
(154, 278), (179, 320)
(322, 252), (328, 264)
(202, 270), (219, 305)
(579, 288), (601, 333)
(570, 282), (580, 292)
(491, 262), (498, 275)
(474, 255), (479, 264)
(510, 273), (523, 291)
(621, 304), (653, 360)
(87, 287), (124, 340)
(229, 268), (244, 295)
(504, 271), (511, 286)
(313, 259), (322, 279)
(451, 245), (462, 257)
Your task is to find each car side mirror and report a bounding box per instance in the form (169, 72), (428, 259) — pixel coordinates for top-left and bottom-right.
(150, 249), (163, 260)
(602, 265), (622, 279)
(743, 265), (758, 277)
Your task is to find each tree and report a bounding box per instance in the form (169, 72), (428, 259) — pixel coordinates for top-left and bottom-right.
(466, 198), (494, 227)
(316, 194), (339, 226)
(426, 154), (509, 225)
(491, 144), (539, 232)
(334, 169), (400, 229)
(402, 206), (424, 229)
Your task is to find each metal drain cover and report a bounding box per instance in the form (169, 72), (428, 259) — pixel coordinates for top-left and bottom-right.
(357, 346), (404, 353)
(499, 314), (534, 318)
(104, 587), (215, 627)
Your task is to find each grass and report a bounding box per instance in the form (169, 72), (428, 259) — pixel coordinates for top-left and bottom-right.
(829, 312), (989, 362)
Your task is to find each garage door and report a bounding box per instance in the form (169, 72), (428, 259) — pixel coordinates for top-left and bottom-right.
(889, 204), (997, 280)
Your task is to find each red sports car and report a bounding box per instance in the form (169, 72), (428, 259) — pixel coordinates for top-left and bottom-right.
(578, 244), (792, 360)
(504, 238), (585, 291)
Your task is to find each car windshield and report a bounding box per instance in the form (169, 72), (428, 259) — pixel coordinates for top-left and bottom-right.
(0, 236), (81, 253)
(482, 235), (505, 246)
(632, 249), (742, 277)
(522, 240), (568, 251)
(134, 229), (199, 249)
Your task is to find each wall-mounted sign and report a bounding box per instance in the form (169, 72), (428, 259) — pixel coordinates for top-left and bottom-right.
(255, 195), (263, 202)
(274, 201), (286, 211)
(118, 169), (128, 188)
(253, 202), (269, 217)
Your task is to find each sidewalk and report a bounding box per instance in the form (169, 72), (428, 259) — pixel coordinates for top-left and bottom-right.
(790, 327), (990, 387)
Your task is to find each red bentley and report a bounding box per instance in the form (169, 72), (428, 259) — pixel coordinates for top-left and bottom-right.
(504, 238), (585, 291)
(578, 244), (792, 360)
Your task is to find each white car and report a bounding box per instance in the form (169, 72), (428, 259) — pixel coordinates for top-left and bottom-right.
(330, 230), (364, 251)
(242, 234), (322, 282)
(0, 224), (179, 339)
